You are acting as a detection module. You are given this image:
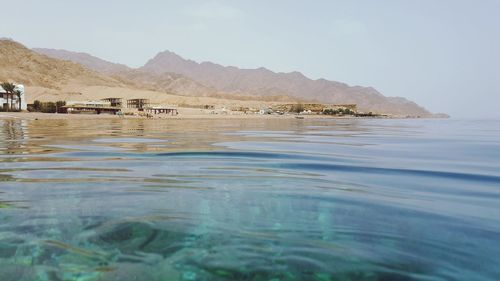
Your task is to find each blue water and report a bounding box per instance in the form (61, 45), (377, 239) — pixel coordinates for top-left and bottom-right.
(0, 118), (499, 280)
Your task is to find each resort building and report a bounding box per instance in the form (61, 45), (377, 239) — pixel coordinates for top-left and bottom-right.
(62, 100), (121, 115)
(66, 100), (111, 108)
(101, 98), (123, 108)
(144, 105), (178, 115)
(127, 99), (150, 111)
(0, 84), (27, 111)
(60, 99), (179, 116)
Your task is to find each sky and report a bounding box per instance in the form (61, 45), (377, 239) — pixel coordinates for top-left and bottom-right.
(1, 0), (499, 118)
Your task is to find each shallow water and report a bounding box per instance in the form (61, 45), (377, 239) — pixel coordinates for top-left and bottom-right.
(0, 118), (499, 281)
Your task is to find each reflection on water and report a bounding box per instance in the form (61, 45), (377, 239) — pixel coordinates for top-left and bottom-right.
(0, 119), (28, 154)
(0, 118), (499, 280)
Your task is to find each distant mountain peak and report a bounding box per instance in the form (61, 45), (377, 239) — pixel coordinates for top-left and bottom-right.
(155, 50), (182, 58)
(30, 42), (435, 117)
(138, 50), (433, 116)
(33, 48), (131, 74)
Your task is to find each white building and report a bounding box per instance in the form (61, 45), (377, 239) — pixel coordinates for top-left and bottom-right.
(66, 100), (111, 107)
(0, 84), (27, 111)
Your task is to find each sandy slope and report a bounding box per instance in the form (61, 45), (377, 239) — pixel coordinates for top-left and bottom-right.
(2, 40), (280, 111)
(26, 85), (282, 110)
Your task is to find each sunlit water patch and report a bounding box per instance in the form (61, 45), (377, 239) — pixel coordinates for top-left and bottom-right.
(0, 118), (499, 280)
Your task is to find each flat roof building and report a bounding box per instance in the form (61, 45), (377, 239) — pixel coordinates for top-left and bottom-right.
(101, 98), (123, 108)
(127, 99), (150, 111)
(144, 105), (178, 115)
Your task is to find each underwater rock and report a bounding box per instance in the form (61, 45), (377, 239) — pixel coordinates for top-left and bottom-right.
(0, 238), (24, 258)
(90, 221), (189, 257)
(0, 264), (36, 281)
(95, 263), (156, 281)
(95, 262), (181, 281)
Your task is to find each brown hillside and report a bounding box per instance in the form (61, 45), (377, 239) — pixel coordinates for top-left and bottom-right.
(141, 50), (433, 116)
(20, 41), (435, 116)
(0, 40), (124, 90)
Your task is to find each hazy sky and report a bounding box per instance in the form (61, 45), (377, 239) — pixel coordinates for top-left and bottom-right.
(1, 0), (499, 117)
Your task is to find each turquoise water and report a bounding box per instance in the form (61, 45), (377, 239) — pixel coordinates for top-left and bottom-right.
(0, 118), (499, 280)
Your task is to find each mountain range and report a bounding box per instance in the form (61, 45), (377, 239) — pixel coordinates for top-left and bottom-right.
(139, 51), (431, 115)
(1, 39), (434, 116)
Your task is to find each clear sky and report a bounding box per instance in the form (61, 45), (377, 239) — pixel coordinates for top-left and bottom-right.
(1, 0), (499, 117)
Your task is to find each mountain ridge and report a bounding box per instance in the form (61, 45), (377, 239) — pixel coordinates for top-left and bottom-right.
(139, 50), (430, 116)
(4, 40), (286, 109)
(32, 44), (433, 116)
(33, 48), (132, 74)
(0, 40), (124, 90)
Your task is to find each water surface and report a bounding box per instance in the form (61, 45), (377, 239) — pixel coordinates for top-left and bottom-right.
(0, 118), (499, 280)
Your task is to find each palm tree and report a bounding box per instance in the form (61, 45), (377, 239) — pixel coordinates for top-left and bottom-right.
(0, 82), (15, 112)
(15, 90), (22, 111)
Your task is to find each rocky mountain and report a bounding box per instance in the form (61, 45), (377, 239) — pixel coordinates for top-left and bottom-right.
(32, 48), (224, 98)
(0, 40), (287, 110)
(33, 48), (131, 74)
(0, 40), (123, 90)
(140, 51), (431, 116)
(115, 70), (218, 97)
(32, 48), (297, 102)
(30, 44), (433, 116)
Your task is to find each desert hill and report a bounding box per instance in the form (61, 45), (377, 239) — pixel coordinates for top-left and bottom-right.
(0, 40), (124, 90)
(33, 48), (131, 74)
(35, 46), (431, 116)
(140, 50), (431, 116)
(33, 48), (297, 102)
(33, 47), (232, 99)
(2, 40), (278, 109)
(3, 39), (435, 116)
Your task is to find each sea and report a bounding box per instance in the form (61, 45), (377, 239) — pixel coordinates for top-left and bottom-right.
(0, 117), (499, 281)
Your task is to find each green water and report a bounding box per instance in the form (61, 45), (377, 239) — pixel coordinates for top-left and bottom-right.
(0, 118), (499, 280)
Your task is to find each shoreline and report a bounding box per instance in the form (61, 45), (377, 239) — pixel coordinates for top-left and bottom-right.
(0, 111), (426, 121)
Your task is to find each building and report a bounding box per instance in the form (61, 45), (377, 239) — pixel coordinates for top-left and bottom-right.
(101, 98), (123, 108)
(127, 99), (150, 111)
(62, 100), (121, 115)
(0, 84), (27, 111)
(66, 100), (112, 108)
(144, 105), (178, 115)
